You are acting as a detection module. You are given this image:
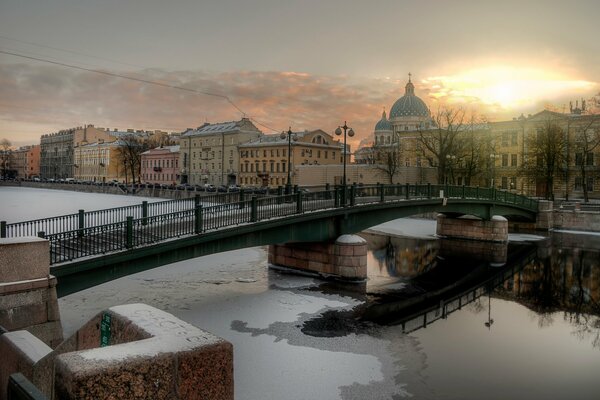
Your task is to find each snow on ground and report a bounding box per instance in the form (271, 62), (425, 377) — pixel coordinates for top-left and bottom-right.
(364, 218), (437, 239)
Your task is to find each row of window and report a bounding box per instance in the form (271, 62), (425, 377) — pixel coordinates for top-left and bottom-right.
(241, 161), (287, 173)
(142, 173), (178, 182)
(142, 159), (179, 168)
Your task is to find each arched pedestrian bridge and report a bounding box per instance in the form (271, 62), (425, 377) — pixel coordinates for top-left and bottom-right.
(1, 184), (538, 295)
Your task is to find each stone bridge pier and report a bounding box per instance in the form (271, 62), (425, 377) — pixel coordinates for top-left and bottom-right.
(268, 235), (367, 281)
(436, 214), (508, 243)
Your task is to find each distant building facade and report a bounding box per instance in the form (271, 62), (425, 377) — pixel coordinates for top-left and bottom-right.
(12, 145), (40, 179)
(141, 146), (180, 185)
(238, 129), (343, 187)
(180, 118), (262, 186)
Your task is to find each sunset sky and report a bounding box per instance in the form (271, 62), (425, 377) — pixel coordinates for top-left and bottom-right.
(1, 0), (599, 148)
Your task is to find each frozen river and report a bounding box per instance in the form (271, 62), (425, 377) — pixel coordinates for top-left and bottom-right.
(2, 186), (600, 400)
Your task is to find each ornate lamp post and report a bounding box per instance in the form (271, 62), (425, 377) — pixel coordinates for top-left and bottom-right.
(280, 127), (297, 194)
(335, 121), (354, 205)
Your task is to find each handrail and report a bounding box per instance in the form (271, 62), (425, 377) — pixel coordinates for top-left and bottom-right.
(3, 184), (539, 265)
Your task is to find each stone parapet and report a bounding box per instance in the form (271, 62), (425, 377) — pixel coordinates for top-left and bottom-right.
(3, 304), (233, 399)
(0, 237), (49, 283)
(553, 210), (600, 232)
(0, 238), (63, 349)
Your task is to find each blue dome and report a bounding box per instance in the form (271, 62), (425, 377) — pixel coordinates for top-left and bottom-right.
(389, 78), (430, 118)
(374, 110), (393, 131)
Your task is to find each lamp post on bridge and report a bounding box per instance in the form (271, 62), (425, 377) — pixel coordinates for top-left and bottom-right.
(280, 127), (297, 194)
(335, 121), (354, 205)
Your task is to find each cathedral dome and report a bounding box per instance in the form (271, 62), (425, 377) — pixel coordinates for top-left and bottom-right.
(374, 109), (393, 131)
(389, 75), (430, 119)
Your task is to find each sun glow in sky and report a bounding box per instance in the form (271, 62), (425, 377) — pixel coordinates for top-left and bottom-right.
(0, 1), (599, 147)
(423, 66), (596, 112)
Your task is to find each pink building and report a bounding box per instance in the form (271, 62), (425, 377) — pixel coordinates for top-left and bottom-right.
(140, 145), (180, 185)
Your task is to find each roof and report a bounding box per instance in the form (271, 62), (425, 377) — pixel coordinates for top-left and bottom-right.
(374, 110), (393, 131)
(239, 130), (341, 149)
(181, 118), (261, 137)
(389, 76), (430, 119)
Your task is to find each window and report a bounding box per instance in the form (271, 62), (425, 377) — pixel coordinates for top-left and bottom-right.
(501, 176), (508, 189)
(511, 132), (518, 146)
(576, 153), (583, 166)
(502, 154), (508, 167)
(510, 177), (517, 190)
(586, 152), (594, 166)
(502, 133), (510, 147)
(575, 177), (582, 190)
(587, 177), (594, 192)
(511, 154), (517, 167)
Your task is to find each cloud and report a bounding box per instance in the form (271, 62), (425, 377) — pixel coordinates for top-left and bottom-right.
(1, 63), (599, 149)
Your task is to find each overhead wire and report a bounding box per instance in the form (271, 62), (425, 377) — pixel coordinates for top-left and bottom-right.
(0, 48), (283, 133)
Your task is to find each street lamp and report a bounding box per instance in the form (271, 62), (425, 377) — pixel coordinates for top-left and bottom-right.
(280, 127), (297, 194)
(489, 154), (500, 188)
(445, 154), (456, 184)
(335, 121), (354, 205)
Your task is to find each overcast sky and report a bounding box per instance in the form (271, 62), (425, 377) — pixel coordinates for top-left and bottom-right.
(1, 0), (599, 147)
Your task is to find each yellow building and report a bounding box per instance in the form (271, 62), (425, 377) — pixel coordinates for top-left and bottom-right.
(180, 118), (262, 186)
(489, 109), (600, 199)
(238, 129), (344, 187)
(74, 140), (127, 183)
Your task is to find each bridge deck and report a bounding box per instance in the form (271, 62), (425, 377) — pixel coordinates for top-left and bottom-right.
(1, 184), (538, 266)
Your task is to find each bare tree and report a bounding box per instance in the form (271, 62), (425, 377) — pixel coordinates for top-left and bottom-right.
(116, 134), (150, 184)
(520, 120), (566, 200)
(417, 108), (466, 184)
(569, 113), (600, 202)
(374, 146), (402, 184)
(1, 138), (12, 179)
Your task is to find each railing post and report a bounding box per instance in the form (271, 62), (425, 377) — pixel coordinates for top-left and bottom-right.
(78, 209), (85, 237)
(427, 183), (431, 199)
(334, 187), (340, 207)
(350, 183), (356, 206)
(296, 191), (303, 213)
(194, 194), (200, 208)
(126, 216), (133, 249)
(293, 185), (299, 194)
(379, 183), (385, 203)
(405, 183), (410, 200)
(251, 196), (258, 222)
(325, 183), (331, 200)
(142, 201), (148, 226)
(462, 185), (465, 199)
(37, 231), (45, 239)
(445, 183), (449, 198)
(239, 189), (245, 209)
(476, 186), (479, 199)
(0, 221), (6, 238)
(195, 204), (203, 234)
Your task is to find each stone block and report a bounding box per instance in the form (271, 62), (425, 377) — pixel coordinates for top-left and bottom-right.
(0, 237), (49, 283)
(0, 330), (52, 399)
(0, 302), (48, 331)
(336, 245), (355, 256)
(51, 304), (233, 400)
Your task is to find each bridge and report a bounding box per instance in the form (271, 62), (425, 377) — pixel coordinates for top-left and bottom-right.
(1, 184), (538, 295)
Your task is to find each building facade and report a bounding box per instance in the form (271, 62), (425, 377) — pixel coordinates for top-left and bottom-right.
(11, 145), (40, 179)
(238, 129), (344, 187)
(141, 146), (180, 185)
(179, 118), (262, 186)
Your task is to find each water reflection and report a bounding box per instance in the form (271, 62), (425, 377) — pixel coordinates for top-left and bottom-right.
(306, 230), (600, 350)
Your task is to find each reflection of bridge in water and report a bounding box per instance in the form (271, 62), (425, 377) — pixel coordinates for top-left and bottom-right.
(361, 244), (538, 333)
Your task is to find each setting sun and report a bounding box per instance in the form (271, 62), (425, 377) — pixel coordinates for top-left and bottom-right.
(423, 66), (596, 112)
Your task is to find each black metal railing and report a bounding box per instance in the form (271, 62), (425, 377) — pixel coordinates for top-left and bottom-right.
(2, 184), (539, 265)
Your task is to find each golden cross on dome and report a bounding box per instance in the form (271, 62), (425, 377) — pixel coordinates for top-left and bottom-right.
(408, 72), (412, 82)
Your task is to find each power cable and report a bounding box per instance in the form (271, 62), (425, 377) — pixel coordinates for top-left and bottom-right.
(0, 49), (282, 133)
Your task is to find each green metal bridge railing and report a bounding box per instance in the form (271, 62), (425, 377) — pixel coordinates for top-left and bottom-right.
(0, 184), (538, 265)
